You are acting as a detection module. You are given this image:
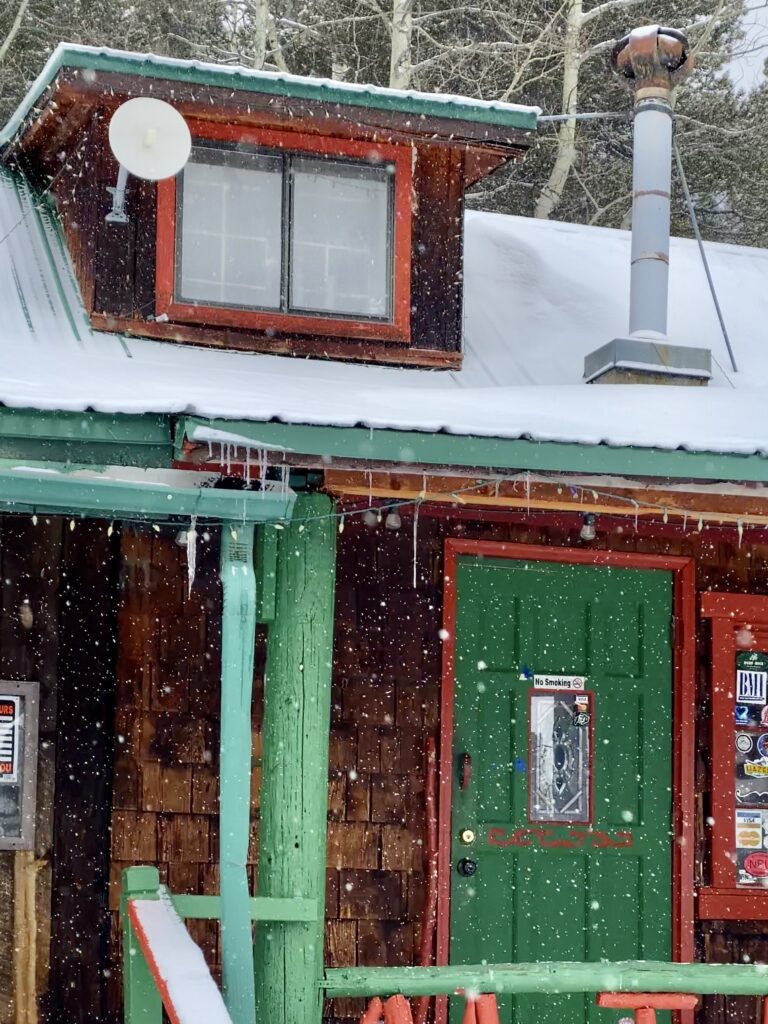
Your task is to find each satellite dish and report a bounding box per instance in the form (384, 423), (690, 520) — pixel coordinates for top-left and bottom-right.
(108, 97), (191, 181)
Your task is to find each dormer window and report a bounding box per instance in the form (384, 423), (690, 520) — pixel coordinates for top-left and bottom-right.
(156, 123), (412, 342)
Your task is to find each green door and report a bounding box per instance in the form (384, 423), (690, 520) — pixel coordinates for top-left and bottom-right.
(449, 556), (673, 1024)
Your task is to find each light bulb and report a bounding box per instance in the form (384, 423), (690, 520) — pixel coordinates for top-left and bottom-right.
(385, 510), (402, 531)
(580, 513), (596, 542)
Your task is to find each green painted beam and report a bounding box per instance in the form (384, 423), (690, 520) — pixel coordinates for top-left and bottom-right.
(323, 962), (768, 999)
(121, 867), (162, 1024)
(255, 524), (279, 623)
(170, 895), (316, 922)
(0, 408), (171, 466)
(0, 463), (295, 522)
(254, 494), (337, 1024)
(183, 417), (768, 484)
(219, 524), (257, 1024)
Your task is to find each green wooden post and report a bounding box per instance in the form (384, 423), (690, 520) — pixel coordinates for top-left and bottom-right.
(121, 866), (161, 1024)
(253, 493), (336, 1024)
(220, 523), (258, 1024)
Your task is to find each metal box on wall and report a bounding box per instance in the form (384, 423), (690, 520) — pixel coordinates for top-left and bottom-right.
(0, 679), (38, 850)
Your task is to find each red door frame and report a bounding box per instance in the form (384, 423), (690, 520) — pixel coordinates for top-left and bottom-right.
(437, 540), (696, 1018)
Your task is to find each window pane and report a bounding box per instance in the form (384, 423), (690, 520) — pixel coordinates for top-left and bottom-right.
(177, 148), (283, 310)
(290, 157), (391, 319)
(529, 691), (592, 824)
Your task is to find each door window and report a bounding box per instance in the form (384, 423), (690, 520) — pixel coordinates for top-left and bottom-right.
(529, 691), (592, 824)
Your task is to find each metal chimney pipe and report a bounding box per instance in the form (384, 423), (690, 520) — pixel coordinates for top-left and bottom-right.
(611, 26), (691, 339)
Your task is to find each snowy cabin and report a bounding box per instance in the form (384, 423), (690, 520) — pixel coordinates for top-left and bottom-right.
(0, 35), (767, 1024)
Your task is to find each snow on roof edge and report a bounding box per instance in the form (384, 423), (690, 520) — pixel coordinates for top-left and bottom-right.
(0, 42), (539, 149)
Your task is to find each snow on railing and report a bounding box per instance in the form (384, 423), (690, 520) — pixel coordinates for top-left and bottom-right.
(127, 889), (233, 1024)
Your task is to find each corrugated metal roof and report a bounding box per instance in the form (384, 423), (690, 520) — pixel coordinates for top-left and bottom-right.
(1, 164), (767, 458)
(0, 43), (539, 149)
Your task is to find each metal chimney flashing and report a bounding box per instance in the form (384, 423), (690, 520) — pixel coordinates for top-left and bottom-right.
(585, 336), (711, 385)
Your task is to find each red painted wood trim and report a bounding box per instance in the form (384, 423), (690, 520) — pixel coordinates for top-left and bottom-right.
(127, 900), (187, 1024)
(597, 994), (699, 1011)
(155, 121), (413, 344)
(701, 592), (768, 621)
(435, 540), (458, 1024)
(436, 540), (697, 1024)
(674, 557), (697, 965)
(698, 887), (768, 919)
(414, 736), (439, 1024)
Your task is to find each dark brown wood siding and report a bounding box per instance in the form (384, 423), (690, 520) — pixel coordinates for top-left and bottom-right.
(0, 515), (119, 1024)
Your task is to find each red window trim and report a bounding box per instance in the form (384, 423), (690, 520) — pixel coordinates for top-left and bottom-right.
(156, 120), (413, 344)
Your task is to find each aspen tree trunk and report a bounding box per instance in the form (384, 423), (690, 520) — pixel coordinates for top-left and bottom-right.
(251, 0), (270, 69)
(389, 0), (415, 89)
(534, 0), (583, 219)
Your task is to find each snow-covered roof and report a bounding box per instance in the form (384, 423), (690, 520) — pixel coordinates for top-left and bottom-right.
(1, 167), (767, 458)
(0, 43), (538, 149)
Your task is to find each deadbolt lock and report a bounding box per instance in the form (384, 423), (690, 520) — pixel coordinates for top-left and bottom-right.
(459, 828), (476, 845)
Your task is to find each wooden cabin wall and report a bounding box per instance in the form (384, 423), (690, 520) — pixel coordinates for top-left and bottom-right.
(0, 515), (119, 1024)
(105, 509), (768, 1024)
(48, 114), (465, 364)
(106, 527), (230, 1017)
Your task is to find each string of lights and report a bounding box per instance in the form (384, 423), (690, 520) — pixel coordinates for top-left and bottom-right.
(14, 469), (768, 538)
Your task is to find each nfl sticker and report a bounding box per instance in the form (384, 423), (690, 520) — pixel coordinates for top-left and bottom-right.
(736, 669), (768, 706)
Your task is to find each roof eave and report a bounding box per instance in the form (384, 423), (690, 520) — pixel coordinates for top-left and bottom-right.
(0, 42), (539, 154)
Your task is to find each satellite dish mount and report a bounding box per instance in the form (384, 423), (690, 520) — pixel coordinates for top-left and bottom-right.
(106, 97), (192, 223)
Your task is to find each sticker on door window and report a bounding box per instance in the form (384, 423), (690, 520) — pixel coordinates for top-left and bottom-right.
(529, 691), (592, 824)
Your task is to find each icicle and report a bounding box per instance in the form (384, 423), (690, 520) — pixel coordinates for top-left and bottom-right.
(280, 463), (289, 495)
(738, 519), (744, 548)
(525, 472), (531, 514)
(245, 446), (251, 485)
(339, 515), (345, 534)
(207, 440), (213, 460)
(412, 501), (421, 589)
(494, 478), (501, 499)
(632, 499), (639, 531)
(683, 512), (688, 532)
(698, 515), (704, 532)
(31, 514), (37, 526)
(663, 508), (669, 524)
(368, 470), (373, 506)
(186, 516), (198, 596)
(108, 522), (114, 537)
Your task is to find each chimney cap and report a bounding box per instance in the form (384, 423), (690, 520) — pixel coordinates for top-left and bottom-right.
(611, 25), (692, 94)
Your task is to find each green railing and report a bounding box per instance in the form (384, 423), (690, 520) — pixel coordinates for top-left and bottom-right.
(122, 865), (768, 1024)
(121, 866), (317, 1024)
(323, 961), (768, 999)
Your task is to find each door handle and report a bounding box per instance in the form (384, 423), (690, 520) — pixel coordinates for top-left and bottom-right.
(459, 751), (471, 790)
